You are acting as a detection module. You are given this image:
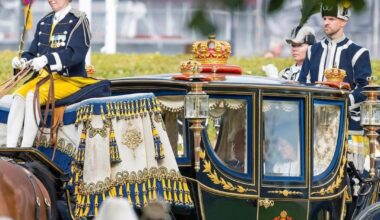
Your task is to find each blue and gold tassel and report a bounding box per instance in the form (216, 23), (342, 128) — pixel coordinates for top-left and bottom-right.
(150, 115), (165, 160)
(178, 180), (184, 205)
(142, 182), (148, 206)
(134, 183), (140, 207)
(76, 125), (87, 165)
(126, 182), (132, 203)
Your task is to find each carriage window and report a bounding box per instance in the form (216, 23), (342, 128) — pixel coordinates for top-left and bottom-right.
(207, 98), (248, 173)
(313, 103), (341, 176)
(158, 96), (186, 158)
(263, 100), (301, 177)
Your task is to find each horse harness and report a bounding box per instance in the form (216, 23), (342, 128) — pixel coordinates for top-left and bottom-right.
(33, 72), (56, 148)
(21, 165), (52, 220)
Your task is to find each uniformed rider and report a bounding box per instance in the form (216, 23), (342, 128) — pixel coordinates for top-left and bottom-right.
(8, 0), (99, 148)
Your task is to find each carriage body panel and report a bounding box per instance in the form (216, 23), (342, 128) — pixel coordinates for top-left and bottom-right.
(107, 74), (349, 220)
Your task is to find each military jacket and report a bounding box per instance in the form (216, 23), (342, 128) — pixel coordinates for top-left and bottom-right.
(298, 37), (372, 132)
(22, 9), (91, 77)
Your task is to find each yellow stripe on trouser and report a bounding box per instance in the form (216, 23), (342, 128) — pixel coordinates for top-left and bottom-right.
(14, 69), (99, 105)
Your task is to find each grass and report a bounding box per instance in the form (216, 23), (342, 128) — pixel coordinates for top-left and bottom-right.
(0, 50), (379, 80)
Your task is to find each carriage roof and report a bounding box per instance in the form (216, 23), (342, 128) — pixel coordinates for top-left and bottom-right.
(110, 73), (351, 95)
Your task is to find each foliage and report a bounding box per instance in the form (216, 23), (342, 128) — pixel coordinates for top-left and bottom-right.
(268, 0), (366, 31)
(268, 0), (366, 14)
(0, 51), (379, 81)
(299, 0), (321, 26)
(187, 9), (217, 37)
(187, 0), (245, 37)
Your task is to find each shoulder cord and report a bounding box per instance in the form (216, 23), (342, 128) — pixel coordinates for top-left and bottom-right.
(65, 14), (91, 49)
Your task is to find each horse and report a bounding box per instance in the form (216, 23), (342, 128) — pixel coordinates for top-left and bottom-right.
(0, 159), (61, 220)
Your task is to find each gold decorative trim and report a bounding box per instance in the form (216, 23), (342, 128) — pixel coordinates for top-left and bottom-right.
(274, 210), (293, 220)
(267, 189), (303, 197)
(72, 166), (193, 218)
(74, 96), (162, 125)
(39, 137), (76, 158)
(199, 150), (256, 193)
(258, 198), (274, 209)
(311, 139), (347, 196)
(88, 123), (108, 138)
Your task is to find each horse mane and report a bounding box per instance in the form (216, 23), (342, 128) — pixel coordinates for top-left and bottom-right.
(25, 161), (61, 220)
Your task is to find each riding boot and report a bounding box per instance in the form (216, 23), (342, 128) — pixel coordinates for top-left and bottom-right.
(21, 92), (40, 148)
(6, 95), (25, 147)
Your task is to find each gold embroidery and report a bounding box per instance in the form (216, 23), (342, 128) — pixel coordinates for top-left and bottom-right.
(88, 124), (107, 138)
(311, 137), (348, 196)
(122, 122), (143, 157)
(200, 150), (256, 193)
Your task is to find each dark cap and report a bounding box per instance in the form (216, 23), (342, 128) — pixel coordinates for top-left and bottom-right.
(321, 1), (351, 21)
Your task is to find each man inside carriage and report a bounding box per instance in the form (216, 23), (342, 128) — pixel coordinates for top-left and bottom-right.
(8, 0), (103, 148)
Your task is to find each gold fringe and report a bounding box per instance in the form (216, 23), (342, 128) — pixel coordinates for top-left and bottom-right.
(162, 178), (168, 201)
(183, 181), (193, 205)
(110, 186), (116, 197)
(173, 181), (178, 204)
(84, 194), (90, 217)
(73, 168), (194, 218)
(94, 194), (99, 216)
(142, 182), (148, 206)
(116, 102), (121, 120)
(118, 185), (123, 197)
(135, 183), (140, 207)
(153, 178), (157, 200)
(127, 183), (132, 203)
(167, 179), (172, 203)
(179, 180), (184, 204)
(148, 179), (153, 201)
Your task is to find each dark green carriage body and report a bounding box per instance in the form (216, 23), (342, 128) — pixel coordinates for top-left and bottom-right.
(110, 74), (350, 220)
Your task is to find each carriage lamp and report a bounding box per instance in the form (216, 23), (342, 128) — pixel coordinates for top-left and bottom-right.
(361, 76), (380, 177)
(185, 64), (209, 172)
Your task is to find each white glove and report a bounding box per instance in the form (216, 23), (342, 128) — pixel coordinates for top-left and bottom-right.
(12, 57), (27, 69)
(262, 64), (279, 78)
(30, 56), (48, 72)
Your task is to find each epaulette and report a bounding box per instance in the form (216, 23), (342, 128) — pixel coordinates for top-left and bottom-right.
(70, 8), (87, 19)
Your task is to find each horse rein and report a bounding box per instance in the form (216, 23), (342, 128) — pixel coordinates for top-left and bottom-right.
(33, 70), (56, 148)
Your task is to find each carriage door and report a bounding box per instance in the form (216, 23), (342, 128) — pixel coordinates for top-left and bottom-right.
(259, 96), (308, 220)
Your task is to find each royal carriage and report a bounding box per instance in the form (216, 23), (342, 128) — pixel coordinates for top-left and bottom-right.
(0, 37), (379, 220)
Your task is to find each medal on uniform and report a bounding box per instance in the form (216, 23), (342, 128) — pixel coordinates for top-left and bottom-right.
(50, 34), (67, 48)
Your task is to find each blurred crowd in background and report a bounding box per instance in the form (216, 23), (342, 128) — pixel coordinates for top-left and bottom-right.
(0, 0), (378, 58)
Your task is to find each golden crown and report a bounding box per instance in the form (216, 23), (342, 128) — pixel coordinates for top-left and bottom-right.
(179, 58), (202, 76)
(324, 67), (346, 83)
(192, 35), (231, 65)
